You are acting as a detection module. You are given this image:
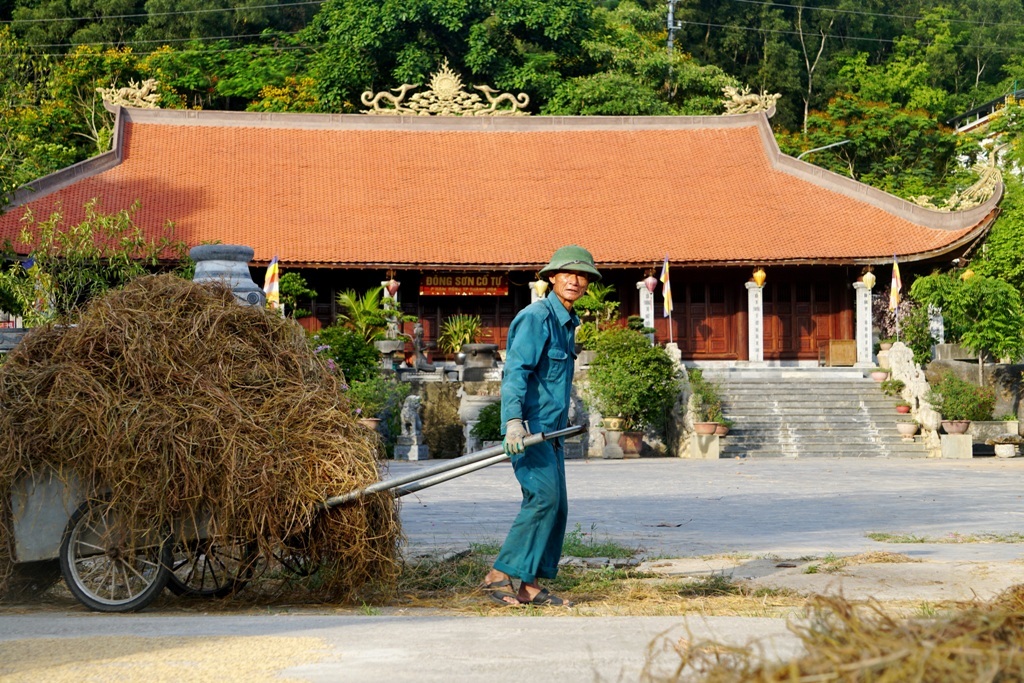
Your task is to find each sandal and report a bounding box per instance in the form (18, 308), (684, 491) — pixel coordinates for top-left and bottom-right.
(525, 588), (574, 608)
(482, 578), (522, 607)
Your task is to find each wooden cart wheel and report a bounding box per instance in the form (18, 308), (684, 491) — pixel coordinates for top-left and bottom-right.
(58, 499), (172, 613)
(167, 538), (257, 598)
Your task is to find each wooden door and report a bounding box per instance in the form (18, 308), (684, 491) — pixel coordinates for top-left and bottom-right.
(679, 282), (735, 358)
(764, 280), (837, 360)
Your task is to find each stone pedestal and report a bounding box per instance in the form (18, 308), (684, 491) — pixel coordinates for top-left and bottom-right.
(602, 430), (624, 459)
(940, 434), (973, 459)
(688, 433), (720, 459)
(458, 393), (501, 454)
(394, 436), (430, 461)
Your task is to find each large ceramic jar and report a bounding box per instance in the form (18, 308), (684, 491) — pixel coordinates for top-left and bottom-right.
(190, 244), (265, 307)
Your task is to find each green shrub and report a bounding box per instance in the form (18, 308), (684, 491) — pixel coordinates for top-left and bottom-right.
(925, 371), (995, 421)
(576, 321), (600, 350)
(313, 325), (380, 383)
(687, 368), (724, 422)
(470, 402), (503, 441)
(346, 375), (408, 417)
(587, 328), (680, 432)
(880, 378), (905, 397)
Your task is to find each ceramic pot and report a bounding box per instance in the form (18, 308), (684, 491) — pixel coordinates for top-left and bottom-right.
(870, 371), (888, 381)
(693, 422), (718, 435)
(602, 417), (627, 431)
(358, 417), (382, 431)
(715, 424), (729, 436)
(941, 420), (970, 435)
(896, 422), (919, 439)
(896, 405), (911, 414)
(618, 431), (643, 457)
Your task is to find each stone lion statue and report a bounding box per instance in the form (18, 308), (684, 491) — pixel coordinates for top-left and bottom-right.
(400, 395), (422, 437)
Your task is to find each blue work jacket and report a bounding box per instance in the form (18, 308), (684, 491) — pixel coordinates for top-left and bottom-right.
(501, 294), (579, 435)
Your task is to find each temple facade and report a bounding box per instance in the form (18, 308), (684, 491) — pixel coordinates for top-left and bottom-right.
(0, 91), (1001, 364)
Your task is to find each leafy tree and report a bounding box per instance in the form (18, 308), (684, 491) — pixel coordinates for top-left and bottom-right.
(545, 3), (735, 116)
(776, 92), (964, 198)
(303, 0), (594, 113)
(12, 198), (187, 322)
(910, 270), (1024, 383)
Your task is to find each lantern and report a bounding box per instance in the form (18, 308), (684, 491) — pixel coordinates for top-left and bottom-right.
(531, 279), (549, 297)
(752, 267), (767, 288)
(643, 275), (659, 293)
(862, 270), (876, 290)
(385, 278), (401, 296)
(960, 269), (975, 281)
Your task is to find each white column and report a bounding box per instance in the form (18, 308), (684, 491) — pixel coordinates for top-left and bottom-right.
(854, 281), (873, 366)
(745, 281), (764, 364)
(636, 281), (655, 342)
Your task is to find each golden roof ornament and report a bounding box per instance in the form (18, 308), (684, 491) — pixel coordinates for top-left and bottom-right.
(721, 86), (781, 115)
(361, 60), (529, 116)
(97, 78), (161, 108)
(911, 149), (1003, 211)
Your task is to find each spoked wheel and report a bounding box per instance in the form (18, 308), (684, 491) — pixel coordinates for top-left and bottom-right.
(167, 538), (258, 598)
(59, 499), (172, 613)
(273, 533), (317, 577)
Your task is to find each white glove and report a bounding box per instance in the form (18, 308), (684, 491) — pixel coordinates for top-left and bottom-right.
(503, 419), (529, 456)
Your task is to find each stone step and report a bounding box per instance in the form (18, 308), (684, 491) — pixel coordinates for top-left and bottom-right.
(698, 369), (930, 458)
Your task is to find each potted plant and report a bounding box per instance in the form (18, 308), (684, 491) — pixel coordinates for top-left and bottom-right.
(896, 418), (919, 440)
(347, 375), (410, 432)
(438, 313), (483, 361)
(925, 371), (995, 435)
(715, 417), (734, 437)
(869, 367), (889, 382)
(880, 377), (905, 397)
(586, 328), (680, 456)
(470, 402), (504, 449)
(688, 368), (725, 435)
(895, 400), (912, 414)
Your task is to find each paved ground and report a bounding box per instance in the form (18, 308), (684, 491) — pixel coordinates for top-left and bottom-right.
(3, 456), (1024, 682)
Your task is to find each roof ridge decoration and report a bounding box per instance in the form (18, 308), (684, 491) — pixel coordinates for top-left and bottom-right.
(910, 149), (1003, 212)
(360, 60), (529, 116)
(722, 86), (781, 116)
(97, 78), (161, 109)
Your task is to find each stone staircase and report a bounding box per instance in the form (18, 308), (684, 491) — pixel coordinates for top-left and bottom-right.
(700, 367), (930, 458)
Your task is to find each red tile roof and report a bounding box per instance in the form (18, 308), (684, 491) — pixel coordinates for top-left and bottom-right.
(0, 108), (999, 269)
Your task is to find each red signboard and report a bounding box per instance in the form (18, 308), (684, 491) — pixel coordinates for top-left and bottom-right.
(420, 274), (508, 296)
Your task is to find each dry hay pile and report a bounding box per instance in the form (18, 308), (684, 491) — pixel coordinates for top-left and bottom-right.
(671, 587), (1024, 682)
(0, 274), (400, 601)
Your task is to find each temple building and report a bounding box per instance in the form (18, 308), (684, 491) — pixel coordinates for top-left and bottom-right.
(0, 75), (1001, 365)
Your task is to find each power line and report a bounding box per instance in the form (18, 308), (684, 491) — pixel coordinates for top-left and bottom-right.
(24, 29), (305, 50)
(1, 0), (325, 26)
(722, 0), (1024, 30)
(676, 18), (1024, 54)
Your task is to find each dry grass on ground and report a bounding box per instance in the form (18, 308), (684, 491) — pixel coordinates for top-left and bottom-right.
(652, 585), (1024, 682)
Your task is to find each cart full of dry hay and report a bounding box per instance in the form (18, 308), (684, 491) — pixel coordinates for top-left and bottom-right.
(6, 426), (584, 612)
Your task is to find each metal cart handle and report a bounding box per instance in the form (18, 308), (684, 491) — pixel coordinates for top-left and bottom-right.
(322, 424), (586, 508)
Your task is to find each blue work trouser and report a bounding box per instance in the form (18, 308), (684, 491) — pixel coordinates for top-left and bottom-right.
(492, 439), (567, 584)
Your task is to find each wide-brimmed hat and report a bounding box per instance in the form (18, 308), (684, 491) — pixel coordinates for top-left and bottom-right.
(538, 245), (601, 282)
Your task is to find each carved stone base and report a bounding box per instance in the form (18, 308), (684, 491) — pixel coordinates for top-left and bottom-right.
(395, 437), (430, 461)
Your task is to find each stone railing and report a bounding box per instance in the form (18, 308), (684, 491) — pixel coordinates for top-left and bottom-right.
(887, 342), (941, 456)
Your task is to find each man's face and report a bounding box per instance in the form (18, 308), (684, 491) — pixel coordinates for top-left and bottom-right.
(549, 270), (590, 308)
